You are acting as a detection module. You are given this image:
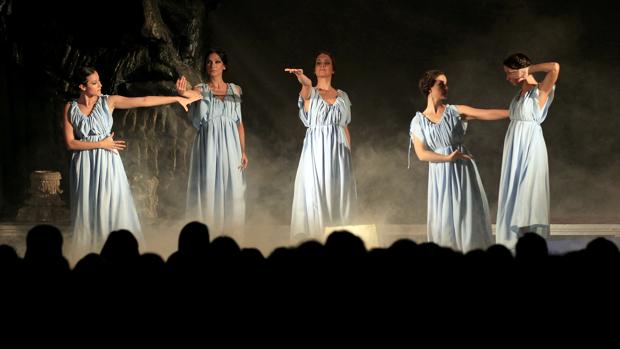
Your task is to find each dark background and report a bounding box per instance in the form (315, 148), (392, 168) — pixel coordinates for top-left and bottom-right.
(1, 0), (618, 227)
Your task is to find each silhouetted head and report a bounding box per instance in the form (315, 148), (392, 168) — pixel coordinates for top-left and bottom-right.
(325, 230), (366, 259)
(296, 240), (326, 260)
(586, 237), (620, 259)
(138, 252), (166, 275)
(388, 239), (419, 258)
(515, 232), (548, 261)
(0, 244), (19, 261)
(486, 244), (514, 262)
(209, 236), (241, 260)
(240, 248), (265, 267)
(72, 253), (107, 276)
(178, 221), (210, 256)
(100, 229), (140, 264)
(0, 244), (21, 271)
(419, 69), (447, 99)
(24, 224), (64, 260)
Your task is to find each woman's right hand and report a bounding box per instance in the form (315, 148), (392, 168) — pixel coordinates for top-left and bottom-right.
(285, 68), (311, 86)
(447, 149), (472, 161)
(176, 76), (193, 97)
(99, 132), (126, 151)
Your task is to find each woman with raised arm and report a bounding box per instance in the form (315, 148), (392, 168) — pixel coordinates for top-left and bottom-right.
(410, 70), (509, 252)
(63, 66), (198, 255)
(285, 51), (357, 241)
(176, 49), (248, 240)
(496, 54), (560, 250)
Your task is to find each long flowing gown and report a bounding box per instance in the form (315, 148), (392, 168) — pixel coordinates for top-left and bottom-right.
(410, 104), (492, 252)
(69, 95), (142, 254)
(496, 85), (555, 249)
(291, 87), (357, 240)
(186, 83), (246, 237)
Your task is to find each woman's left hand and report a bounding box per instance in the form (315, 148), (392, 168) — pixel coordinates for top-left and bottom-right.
(239, 152), (248, 170)
(509, 67), (529, 82)
(176, 94), (202, 112)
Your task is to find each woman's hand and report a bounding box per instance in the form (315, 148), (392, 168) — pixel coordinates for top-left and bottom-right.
(508, 67), (529, 83)
(176, 76), (192, 97)
(99, 132), (126, 151)
(447, 149), (472, 161)
(285, 68), (304, 75)
(176, 94), (202, 112)
(285, 68), (312, 86)
(239, 152), (248, 171)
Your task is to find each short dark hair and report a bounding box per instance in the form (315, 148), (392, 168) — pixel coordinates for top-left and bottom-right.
(503, 53), (532, 69)
(418, 70), (445, 97)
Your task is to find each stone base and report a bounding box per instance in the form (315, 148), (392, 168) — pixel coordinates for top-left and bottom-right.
(16, 206), (70, 223)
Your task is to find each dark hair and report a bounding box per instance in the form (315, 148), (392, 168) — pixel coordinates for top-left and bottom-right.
(205, 48), (228, 70)
(72, 66), (97, 87)
(503, 53), (532, 69)
(418, 70), (445, 97)
(315, 50), (336, 71)
(66, 66), (97, 100)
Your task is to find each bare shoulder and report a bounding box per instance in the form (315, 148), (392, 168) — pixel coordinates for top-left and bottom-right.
(233, 84), (242, 95)
(63, 102), (72, 117)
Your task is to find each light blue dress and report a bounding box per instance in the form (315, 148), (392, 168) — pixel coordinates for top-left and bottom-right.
(186, 83), (246, 237)
(410, 105), (492, 252)
(496, 85), (555, 249)
(291, 87), (357, 240)
(69, 95), (142, 253)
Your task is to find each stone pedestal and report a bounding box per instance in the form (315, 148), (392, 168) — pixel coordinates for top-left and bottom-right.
(16, 170), (69, 222)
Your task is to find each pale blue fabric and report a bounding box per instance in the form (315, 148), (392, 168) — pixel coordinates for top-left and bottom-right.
(410, 105), (492, 252)
(496, 85), (556, 249)
(291, 87), (358, 239)
(69, 95), (142, 254)
(186, 83), (246, 237)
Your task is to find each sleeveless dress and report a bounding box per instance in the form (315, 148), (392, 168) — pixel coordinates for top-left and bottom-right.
(410, 105), (492, 252)
(291, 87), (358, 240)
(186, 83), (246, 237)
(496, 85), (556, 249)
(69, 95), (142, 254)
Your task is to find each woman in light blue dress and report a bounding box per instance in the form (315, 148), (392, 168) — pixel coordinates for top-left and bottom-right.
(285, 52), (357, 241)
(409, 70), (509, 252)
(176, 49), (248, 238)
(63, 67), (198, 256)
(496, 54), (560, 250)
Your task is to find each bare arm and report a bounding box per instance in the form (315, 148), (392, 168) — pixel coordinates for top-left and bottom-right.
(285, 68), (313, 111)
(411, 135), (471, 163)
(176, 76), (202, 99)
(238, 121), (248, 170)
(344, 126), (351, 148)
(523, 62), (560, 108)
(62, 103), (125, 151)
(107, 93), (201, 114)
(456, 105), (509, 121)
(108, 95), (187, 110)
